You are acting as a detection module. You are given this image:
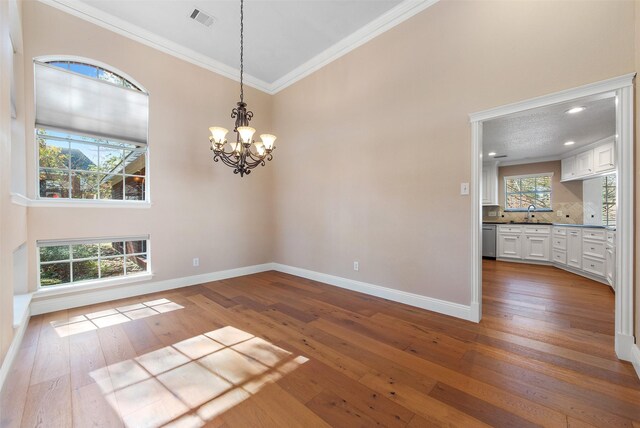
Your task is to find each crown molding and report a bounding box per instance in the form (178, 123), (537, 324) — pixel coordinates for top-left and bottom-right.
(37, 0), (273, 93)
(269, 0), (440, 93)
(37, 0), (440, 95)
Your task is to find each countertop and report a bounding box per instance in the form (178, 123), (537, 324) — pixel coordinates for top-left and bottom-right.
(483, 221), (615, 231)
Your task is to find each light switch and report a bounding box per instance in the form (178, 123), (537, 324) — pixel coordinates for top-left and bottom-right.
(460, 182), (469, 195)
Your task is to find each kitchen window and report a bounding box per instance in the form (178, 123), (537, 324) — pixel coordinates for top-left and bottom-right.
(38, 237), (149, 288)
(504, 173), (552, 211)
(602, 174), (616, 226)
(34, 59), (148, 203)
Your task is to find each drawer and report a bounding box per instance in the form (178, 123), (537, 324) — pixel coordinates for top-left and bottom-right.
(498, 225), (522, 233)
(606, 231), (615, 245)
(552, 237), (566, 250)
(523, 225), (550, 234)
(582, 229), (606, 241)
(583, 239), (606, 259)
(583, 256), (605, 277)
(552, 249), (567, 265)
(552, 227), (566, 236)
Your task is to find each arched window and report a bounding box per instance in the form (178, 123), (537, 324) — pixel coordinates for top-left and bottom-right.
(34, 58), (149, 202)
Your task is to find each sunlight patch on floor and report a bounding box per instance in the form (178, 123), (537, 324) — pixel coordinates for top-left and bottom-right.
(90, 325), (308, 427)
(51, 298), (184, 337)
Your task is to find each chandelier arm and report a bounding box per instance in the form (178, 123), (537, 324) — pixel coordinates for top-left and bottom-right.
(215, 152), (242, 169)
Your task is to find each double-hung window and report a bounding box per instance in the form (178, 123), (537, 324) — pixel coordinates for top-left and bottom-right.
(504, 173), (553, 211)
(34, 60), (149, 202)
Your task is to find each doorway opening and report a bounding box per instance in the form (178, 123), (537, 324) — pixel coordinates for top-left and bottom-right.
(469, 74), (635, 361)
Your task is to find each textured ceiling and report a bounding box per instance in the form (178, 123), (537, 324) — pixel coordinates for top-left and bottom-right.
(483, 94), (616, 163)
(78, 0), (403, 84)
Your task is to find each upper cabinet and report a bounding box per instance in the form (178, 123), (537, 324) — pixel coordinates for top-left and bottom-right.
(482, 161), (499, 206)
(561, 138), (615, 182)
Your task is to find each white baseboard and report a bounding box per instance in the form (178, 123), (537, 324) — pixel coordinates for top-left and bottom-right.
(615, 333), (636, 362)
(631, 344), (640, 380)
(30, 263), (274, 315)
(0, 304), (31, 394)
(271, 263), (475, 322)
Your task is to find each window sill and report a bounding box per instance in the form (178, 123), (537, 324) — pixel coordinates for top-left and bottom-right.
(23, 198), (152, 209)
(35, 273), (154, 298)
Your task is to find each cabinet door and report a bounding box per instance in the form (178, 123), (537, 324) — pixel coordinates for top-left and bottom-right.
(575, 150), (594, 177)
(481, 168), (490, 204)
(482, 162), (498, 205)
(498, 234), (521, 259)
(524, 235), (550, 261)
(567, 230), (582, 268)
(561, 156), (576, 181)
(606, 246), (615, 289)
(594, 142), (615, 173)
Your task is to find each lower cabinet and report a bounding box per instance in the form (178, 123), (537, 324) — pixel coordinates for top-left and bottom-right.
(497, 225), (550, 262)
(523, 234), (550, 261)
(497, 233), (522, 259)
(566, 229), (582, 269)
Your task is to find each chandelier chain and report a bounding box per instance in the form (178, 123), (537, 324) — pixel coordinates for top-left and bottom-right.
(240, 0), (244, 103)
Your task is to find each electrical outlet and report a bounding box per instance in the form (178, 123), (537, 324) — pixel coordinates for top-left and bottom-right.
(488, 211), (497, 217)
(193, 257), (199, 267)
(556, 210), (563, 217)
(353, 261), (359, 271)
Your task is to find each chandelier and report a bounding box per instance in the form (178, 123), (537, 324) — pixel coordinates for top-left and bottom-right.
(208, 0), (276, 177)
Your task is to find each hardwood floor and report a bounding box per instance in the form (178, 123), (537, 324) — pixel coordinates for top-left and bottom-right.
(1, 261), (639, 427)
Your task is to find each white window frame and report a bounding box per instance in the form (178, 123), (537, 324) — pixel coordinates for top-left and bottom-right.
(37, 236), (151, 291)
(33, 56), (150, 207)
(503, 172), (554, 212)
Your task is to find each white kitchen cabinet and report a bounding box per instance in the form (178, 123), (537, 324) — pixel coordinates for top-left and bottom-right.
(497, 233), (522, 259)
(523, 234), (550, 261)
(482, 162), (498, 206)
(593, 142), (615, 173)
(566, 229), (582, 269)
(561, 157), (576, 181)
(575, 150), (594, 177)
(605, 245), (615, 289)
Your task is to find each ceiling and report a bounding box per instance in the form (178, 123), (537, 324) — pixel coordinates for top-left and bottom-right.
(46, 0), (435, 93)
(482, 94), (616, 164)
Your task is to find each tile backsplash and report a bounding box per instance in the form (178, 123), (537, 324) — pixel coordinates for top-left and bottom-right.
(482, 202), (584, 224)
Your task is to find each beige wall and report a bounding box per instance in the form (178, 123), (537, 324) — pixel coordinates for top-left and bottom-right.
(22, 2), (275, 291)
(0, 0), (28, 367)
(488, 161), (584, 224)
(635, 0), (640, 340)
(272, 0), (635, 305)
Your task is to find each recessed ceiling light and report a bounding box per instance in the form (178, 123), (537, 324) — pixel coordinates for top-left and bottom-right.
(566, 107), (585, 114)
(564, 141), (575, 146)
(488, 152), (497, 156)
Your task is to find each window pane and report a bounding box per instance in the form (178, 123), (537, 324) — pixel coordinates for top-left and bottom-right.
(99, 147), (124, 173)
(123, 151), (145, 176)
(39, 169), (70, 198)
(73, 260), (99, 282)
(536, 176), (551, 191)
(69, 62), (98, 78)
(506, 193), (520, 209)
(71, 172), (99, 199)
(40, 262), (70, 286)
(100, 242), (124, 257)
(125, 240), (147, 254)
(505, 179), (519, 193)
(98, 69), (124, 86)
(520, 177), (536, 192)
(126, 255), (147, 274)
(40, 245), (70, 262)
(521, 192), (537, 207)
(70, 142), (99, 171)
(100, 257), (124, 278)
(99, 174), (123, 200)
(39, 139), (69, 169)
(536, 192), (551, 209)
(125, 176), (145, 200)
(72, 243), (99, 259)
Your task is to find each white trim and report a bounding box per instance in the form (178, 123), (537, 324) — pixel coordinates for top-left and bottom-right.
(272, 263), (475, 321)
(470, 121), (482, 323)
(10, 192), (29, 206)
(631, 344), (640, 380)
(20, 198), (152, 208)
(36, 0), (440, 95)
(470, 74), (635, 362)
(503, 172), (554, 180)
(469, 74), (634, 123)
(30, 263), (274, 315)
(0, 302), (31, 394)
(269, 0), (440, 93)
(13, 293), (33, 328)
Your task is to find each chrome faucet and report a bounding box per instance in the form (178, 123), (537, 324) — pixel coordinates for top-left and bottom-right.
(525, 204), (536, 222)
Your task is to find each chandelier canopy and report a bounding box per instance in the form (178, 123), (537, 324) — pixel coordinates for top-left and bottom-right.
(208, 0), (276, 177)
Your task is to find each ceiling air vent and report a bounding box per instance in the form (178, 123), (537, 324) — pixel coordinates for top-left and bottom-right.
(190, 8), (215, 27)
(493, 155), (508, 159)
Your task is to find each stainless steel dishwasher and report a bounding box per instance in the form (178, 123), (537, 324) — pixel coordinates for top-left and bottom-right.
(482, 224), (496, 259)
